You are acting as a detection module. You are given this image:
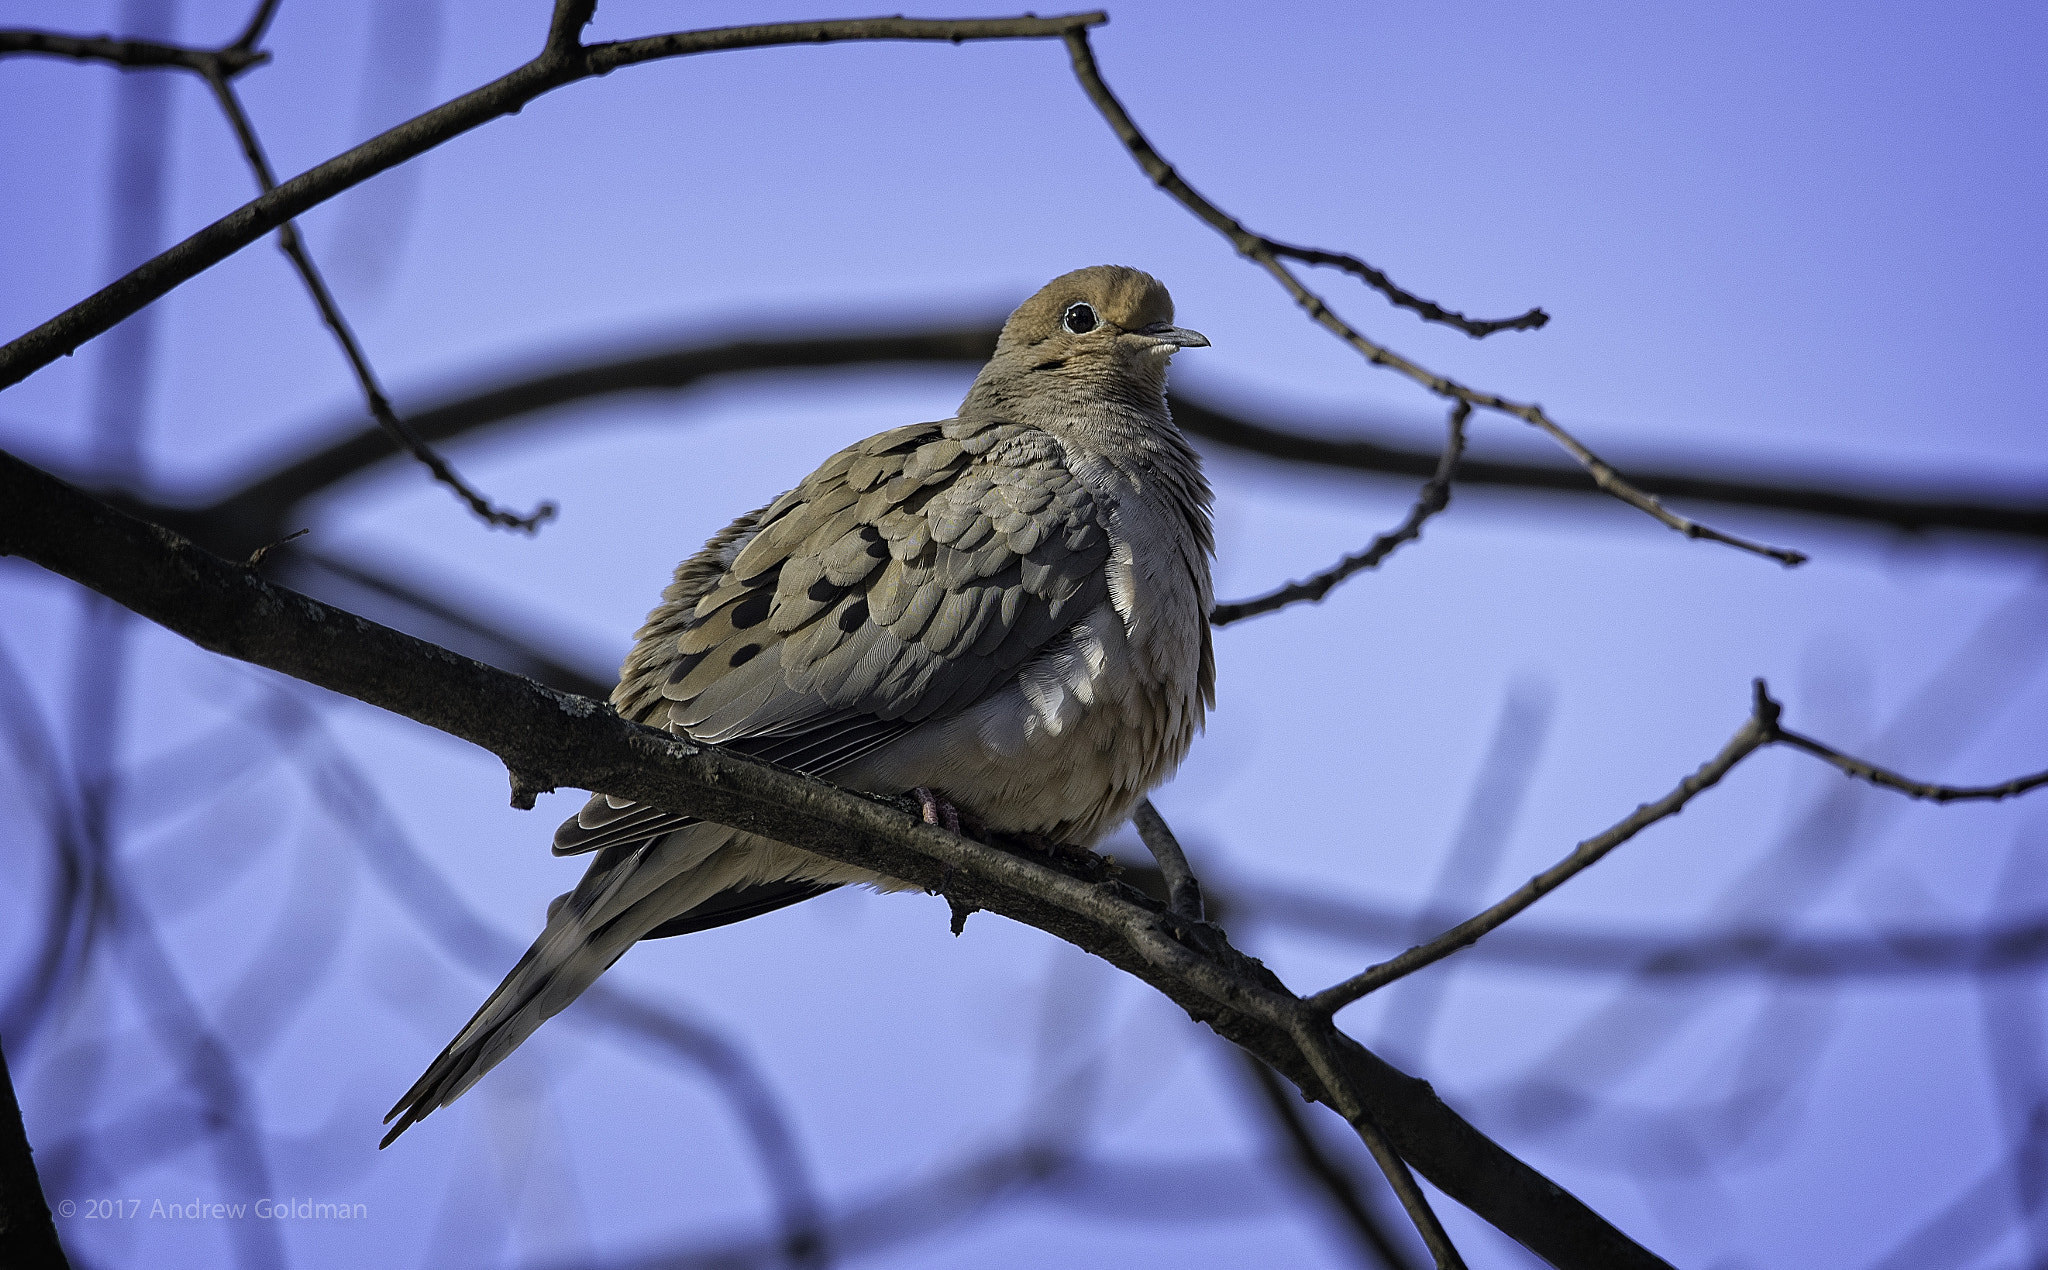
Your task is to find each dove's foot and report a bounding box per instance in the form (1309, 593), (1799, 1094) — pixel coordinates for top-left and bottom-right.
(914, 787), (963, 835)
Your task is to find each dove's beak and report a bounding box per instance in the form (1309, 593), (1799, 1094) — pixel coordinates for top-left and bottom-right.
(1135, 322), (1210, 350)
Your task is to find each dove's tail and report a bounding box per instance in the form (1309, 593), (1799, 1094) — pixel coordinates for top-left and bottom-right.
(381, 826), (743, 1147)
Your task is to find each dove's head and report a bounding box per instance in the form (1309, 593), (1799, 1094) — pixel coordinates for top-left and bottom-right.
(968, 266), (1209, 419)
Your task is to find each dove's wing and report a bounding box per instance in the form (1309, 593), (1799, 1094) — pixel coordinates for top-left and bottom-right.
(552, 414), (1110, 857)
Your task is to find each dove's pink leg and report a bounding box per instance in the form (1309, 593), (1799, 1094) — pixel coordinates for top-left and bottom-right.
(914, 786), (962, 835)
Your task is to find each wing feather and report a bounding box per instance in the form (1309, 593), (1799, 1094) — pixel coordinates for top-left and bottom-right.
(556, 414), (1109, 857)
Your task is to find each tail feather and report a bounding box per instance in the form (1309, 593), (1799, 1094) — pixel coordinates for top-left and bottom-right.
(382, 826), (741, 1147)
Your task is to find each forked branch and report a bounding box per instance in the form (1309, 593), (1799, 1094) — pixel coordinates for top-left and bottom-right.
(1061, 29), (1807, 571)
(1310, 680), (2048, 1016)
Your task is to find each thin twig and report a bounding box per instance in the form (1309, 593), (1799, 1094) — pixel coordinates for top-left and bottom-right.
(1061, 30), (1808, 570)
(1242, 1053), (1420, 1270)
(1352, 1118), (1465, 1270)
(1132, 798), (1204, 921)
(0, 29), (268, 77)
(1309, 678), (2048, 1016)
(1037, 33), (1543, 340)
(201, 73), (555, 532)
(1268, 240), (1547, 338)
(1768, 724), (2048, 804)
(1309, 683), (1780, 1015)
(1213, 402), (1467, 626)
(1288, 1022), (1467, 1270)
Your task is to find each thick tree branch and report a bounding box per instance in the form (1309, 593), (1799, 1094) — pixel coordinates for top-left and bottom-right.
(0, 1035), (68, 1270)
(0, 12), (1107, 393)
(1062, 30), (1807, 569)
(0, 449), (1673, 1270)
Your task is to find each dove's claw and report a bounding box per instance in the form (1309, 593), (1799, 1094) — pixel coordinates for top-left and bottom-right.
(914, 787), (962, 835)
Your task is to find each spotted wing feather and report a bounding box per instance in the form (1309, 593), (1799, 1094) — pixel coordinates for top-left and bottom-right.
(551, 415), (1108, 858)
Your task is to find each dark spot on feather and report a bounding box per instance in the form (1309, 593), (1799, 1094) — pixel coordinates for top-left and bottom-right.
(808, 576), (842, 603)
(665, 649), (708, 684)
(1032, 357), (1066, 372)
(862, 527), (890, 558)
(837, 598), (870, 633)
(729, 643), (763, 668)
(730, 591), (772, 630)
(738, 566), (780, 590)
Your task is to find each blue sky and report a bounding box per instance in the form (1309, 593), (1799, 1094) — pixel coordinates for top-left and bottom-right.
(3, 2), (2045, 1267)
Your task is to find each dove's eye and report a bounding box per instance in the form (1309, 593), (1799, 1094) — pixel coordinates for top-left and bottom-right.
(1061, 302), (1098, 335)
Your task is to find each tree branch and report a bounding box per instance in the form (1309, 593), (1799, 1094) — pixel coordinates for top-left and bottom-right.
(1310, 684), (1781, 1014)
(1767, 724), (2048, 804)
(200, 68), (553, 531)
(1243, 1053), (1420, 1270)
(1310, 680), (2048, 1016)
(1213, 402), (1467, 626)
(0, 12), (1107, 394)
(0, 448), (1674, 1270)
(0, 1034), (69, 1270)
(1132, 798), (1204, 921)
(1044, 30), (1544, 340)
(1061, 30), (1807, 570)
(0, 28), (268, 78)
(226, 0), (283, 56)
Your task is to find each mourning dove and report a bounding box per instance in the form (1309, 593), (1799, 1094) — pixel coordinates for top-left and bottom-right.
(384, 266), (1214, 1145)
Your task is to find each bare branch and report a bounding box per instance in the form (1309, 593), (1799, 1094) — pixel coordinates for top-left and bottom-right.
(1213, 402), (1467, 626)
(1242, 1054), (1420, 1270)
(226, 0), (284, 55)
(201, 72), (554, 531)
(1133, 798), (1204, 921)
(1309, 687), (1778, 1016)
(1288, 1022), (1467, 1270)
(1309, 678), (2048, 1017)
(0, 11), (1109, 393)
(0, 448), (1676, 1270)
(0, 1036), (70, 1270)
(0, 29), (268, 78)
(546, 0), (598, 55)
(1767, 722), (2048, 804)
(1353, 1117), (1466, 1270)
(1048, 33), (1540, 340)
(1268, 240), (1548, 338)
(1061, 30), (1808, 570)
